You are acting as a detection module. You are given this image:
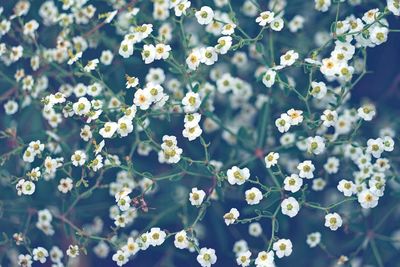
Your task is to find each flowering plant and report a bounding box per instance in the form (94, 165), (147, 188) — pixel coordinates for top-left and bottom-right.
(1, 0), (400, 266)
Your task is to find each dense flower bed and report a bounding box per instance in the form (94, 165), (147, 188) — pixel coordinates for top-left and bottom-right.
(1, 0), (400, 266)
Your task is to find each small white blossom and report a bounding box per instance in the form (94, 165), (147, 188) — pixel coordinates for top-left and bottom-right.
(227, 166), (250, 185)
(245, 187), (263, 205)
(324, 212), (343, 231)
(224, 208), (240, 225)
(273, 239), (293, 258)
(189, 187), (206, 206)
(197, 247), (217, 267)
(281, 197), (300, 218)
(195, 6), (214, 25)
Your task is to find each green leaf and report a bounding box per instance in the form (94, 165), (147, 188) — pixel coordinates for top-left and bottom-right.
(256, 103), (269, 148)
(256, 43), (264, 54)
(192, 83), (200, 93)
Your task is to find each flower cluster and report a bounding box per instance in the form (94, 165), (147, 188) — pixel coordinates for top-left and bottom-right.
(1, 0), (400, 267)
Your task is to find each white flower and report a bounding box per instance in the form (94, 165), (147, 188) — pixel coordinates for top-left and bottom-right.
(68, 51), (82, 65)
(174, 230), (189, 249)
(236, 250), (251, 267)
(44, 156), (61, 174)
(90, 155), (104, 171)
(306, 232), (321, 248)
(66, 245), (80, 258)
(280, 50), (299, 67)
(117, 117), (133, 137)
(245, 187), (263, 205)
(324, 212), (343, 231)
(184, 113), (202, 128)
(357, 104), (376, 121)
(369, 178), (386, 197)
(321, 110), (338, 127)
(275, 113), (291, 133)
(112, 250), (129, 266)
(370, 26), (388, 45)
(122, 237), (139, 256)
(58, 177), (73, 193)
(297, 160), (315, 179)
(197, 247), (217, 267)
(100, 50), (114, 65)
(270, 17), (284, 31)
(264, 152), (279, 168)
(32, 247), (48, 263)
(388, 0), (400, 16)
(134, 23), (153, 40)
(255, 251), (275, 267)
(134, 88), (152, 110)
(117, 196), (131, 211)
(315, 0), (331, 12)
(123, 105), (137, 120)
(119, 40), (134, 58)
(73, 97), (91, 116)
(215, 36), (232, 54)
(280, 132), (295, 146)
(27, 167), (41, 181)
(273, 239), (292, 258)
(28, 140), (44, 156)
(94, 241), (110, 258)
(155, 43), (171, 60)
(87, 82), (103, 97)
(307, 136), (325, 155)
(281, 197), (300, 218)
(195, 6), (214, 25)
(310, 81), (327, 99)
(38, 209), (53, 223)
(141, 44), (156, 64)
(262, 69), (276, 88)
(99, 122), (118, 138)
(382, 136), (395, 151)
(114, 214), (128, 227)
(221, 23), (236, 35)
(337, 179), (356, 197)
(189, 187), (206, 206)
(249, 222), (263, 237)
(4, 100), (18, 114)
(18, 254), (33, 267)
(80, 125), (92, 141)
(320, 57), (339, 77)
(233, 240), (248, 255)
(288, 15), (305, 32)
(182, 92), (201, 113)
(287, 108), (303, 126)
(148, 227), (166, 246)
(186, 49), (202, 70)
(159, 145), (183, 164)
(183, 124), (203, 141)
(227, 166), (250, 185)
(358, 189), (379, 209)
(284, 174), (303, 193)
(161, 135), (178, 149)
(71, 150), (86, 166)
(366, 138), (384, 158)
(312, 178), (327, 191)
(115, 187), (132, 202)
(84, 59), (99, 72)
(174, 0), (191, 16)
(256, 11), (275, 26)
(200, 46), (218, 65)
(144, 82), (164, 102)
(20, 180), (35, 195)
(224, 208), (239, 225)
